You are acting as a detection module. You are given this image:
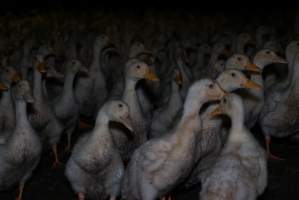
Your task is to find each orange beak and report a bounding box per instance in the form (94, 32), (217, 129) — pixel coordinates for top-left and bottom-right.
(11, 72), (21, 83)
(245, 63), (261, 74)
(242, 79), (262, 90)
(145, 68), (159, 81)
(37, 63), (47, 74)
(0, 83), (8, 91)
(174, 69), (183, 87)
(210, 105), (223, 117)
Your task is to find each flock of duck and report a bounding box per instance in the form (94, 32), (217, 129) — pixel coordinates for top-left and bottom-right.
(0, 10), (299, 200)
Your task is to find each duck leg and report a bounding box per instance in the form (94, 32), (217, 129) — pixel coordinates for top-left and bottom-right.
(78, 192), (85, 200)
(161, 195), (172, 200)
(109, 196), (116, 200)
(64, 125), (76, 153)
(51, 144), (62, 168)
(265, 135), (284, 160)
(16, 183), (24, 200)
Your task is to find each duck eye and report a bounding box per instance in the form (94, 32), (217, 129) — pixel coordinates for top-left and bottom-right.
(231, 72), (236, 77)
(223, 98), (227, 104)
(237, 57), (242, 61)
(118, 104), (123, 108)
(266, 50), (270, 54)
(136, 65), (140, 69)
(209, 84), (214, 89)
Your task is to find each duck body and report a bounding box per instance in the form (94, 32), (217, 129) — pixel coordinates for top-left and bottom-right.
(122, 79), (226, 200)
(200, 94), (267, 200)
(65, 100), (132, 200)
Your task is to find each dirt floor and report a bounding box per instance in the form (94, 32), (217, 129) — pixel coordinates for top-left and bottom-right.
(0, 125), (298, 200)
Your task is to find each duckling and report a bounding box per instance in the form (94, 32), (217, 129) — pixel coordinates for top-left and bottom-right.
(65, 100), (133, 200)
(121, 79), (226, 200)
(0, 66), (21, 144)
(185, 69), (262, 188)
(53, 59), (88, 152)
(111, 58), (159, 161)
(28, 54), (64, 167)
(149, 69), (183, 138)
(0, 80), (42, 200)
(200, 94), (267, 200)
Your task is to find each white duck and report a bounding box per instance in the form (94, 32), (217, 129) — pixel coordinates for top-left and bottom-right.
(53, 59), (88, 152)
(200, 94), (267, 200)
(259, 41), (299, 159)
(65, 100), (133, 200)
(0, 80), (42, 200)
(121, 79), (226, 200)
(75, 34), (109, 118)
(29, 54), (64, 167)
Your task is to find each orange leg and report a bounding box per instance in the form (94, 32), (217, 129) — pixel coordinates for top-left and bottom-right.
(16, 183), (24, 200)
(78, 192), (85, 200)
(265, 135), (284, 161)
(51, 144), (62, 168)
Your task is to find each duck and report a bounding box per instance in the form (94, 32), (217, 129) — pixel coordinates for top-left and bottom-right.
(28, 54), (64, 167)
(121, 79), (226, 200)
(111, 58), (159, 162)
(0, 66), (21, 144)
(65, 100), (133, 200)
(149, 69), (183, 138)
(53, 59), (88, 152)
(75, 34), (110, 119)
(259, 41), (299, 159)
(200, 94), (267, 200)
(0, 80), (42, 200)
(185, 69), (262, 188)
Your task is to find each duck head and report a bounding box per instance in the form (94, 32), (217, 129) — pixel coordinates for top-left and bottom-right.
(34, 54), (47, 74)
(226, 54), (261, 73)
(210, 93), (244, 119)
(125, 58), (159, 82)
(216, 69), (262, 92)
(253, 49), (287, 70)
(13, 80), (34, 103)
(0, 66), (21, 86)
(99, 100), (133, 132)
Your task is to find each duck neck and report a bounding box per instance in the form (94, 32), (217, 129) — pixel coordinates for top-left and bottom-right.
(61, 71), (76, 101)
(229, 103), (246, 136)
(94, 112), (110, 137)
(122, 77), (138, 103)
(182, 92), (205, 118)
(90, 45), (102, 71)
(252, 58), (265, 90)
(33, 68), (44, 102)
(15, 99), (31, 129)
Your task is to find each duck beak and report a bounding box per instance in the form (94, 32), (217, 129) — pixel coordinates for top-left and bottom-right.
(37, 62), (47, 74)
(120, 115), (134, 132)
(273, 56), (288, 64)
(0, 83), (8, 91)
(210, 105), (223, 117)
(245, 63), (261, 74)
(145, 68), (159, 81)
(242, 79), (262, 90)
(11, 72), (21, 83)
(174, 69), (183, 87)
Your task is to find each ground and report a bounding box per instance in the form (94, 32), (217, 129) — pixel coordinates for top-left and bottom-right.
(0, 126), (298, 200)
